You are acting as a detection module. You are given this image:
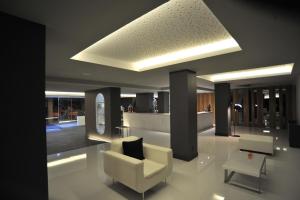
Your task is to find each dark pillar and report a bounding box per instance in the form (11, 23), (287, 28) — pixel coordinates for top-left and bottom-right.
(1, 12), (48, 199)
(297, 76), (300, 125)
(158, 91), (169, 113)
(279, 88), (285, 128)
(170, 70), (197, 161)
(135, 93), (154, 113)
(85, 87), (121, 138)
(256, 88), (264, 127)
(243, 89), (250, 126)
(215, 83), (231, 136)
(250, 89), (256, 126)
(269, 88), (276, 128)
(287, 85), (297, 122)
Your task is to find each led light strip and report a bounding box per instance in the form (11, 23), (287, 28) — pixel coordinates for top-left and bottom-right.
(198, 63), (294, 82)
(45, 91), (85, 97)
(133, 38), (240, 71)
(121, 94), (136, 98)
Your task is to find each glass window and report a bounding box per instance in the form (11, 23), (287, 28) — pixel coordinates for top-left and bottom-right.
(59, 98), (72, 121)
(45, 97), (59, 124)
(72, 98), (85, 120)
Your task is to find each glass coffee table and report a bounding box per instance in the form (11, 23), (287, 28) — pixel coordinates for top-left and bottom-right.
(223, 151), (266, 193)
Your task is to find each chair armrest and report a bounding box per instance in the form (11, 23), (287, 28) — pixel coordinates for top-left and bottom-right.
(103, 151), (143, 189)
(143, 143), (172, 166)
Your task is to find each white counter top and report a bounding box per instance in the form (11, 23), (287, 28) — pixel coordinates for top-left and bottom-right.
(123, 112), (213, 133)
(124, 111), (211, 115)
(124, 112), (170, 115)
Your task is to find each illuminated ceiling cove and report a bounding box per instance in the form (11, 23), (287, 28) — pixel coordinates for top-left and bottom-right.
(71, 0), (241, 71)
(198, 63), (294, 82)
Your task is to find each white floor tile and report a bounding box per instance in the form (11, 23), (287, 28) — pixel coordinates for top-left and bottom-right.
(48, 127), (300, 200)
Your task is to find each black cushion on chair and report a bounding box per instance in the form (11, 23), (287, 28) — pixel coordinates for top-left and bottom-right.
(122, 137), (145, 160)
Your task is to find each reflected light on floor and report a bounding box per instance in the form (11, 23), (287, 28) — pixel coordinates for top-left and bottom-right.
(213, 194), (225, 200)
(88, 135), (112, 143)
(283, 147), (287, 151)
(276, 147), (281, 151)
(47, 154), (87, 167)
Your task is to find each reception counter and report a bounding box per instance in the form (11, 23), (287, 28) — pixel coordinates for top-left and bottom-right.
(123, 112), (213, 133)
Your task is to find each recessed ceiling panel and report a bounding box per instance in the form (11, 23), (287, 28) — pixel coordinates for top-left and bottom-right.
(198, 63), (294, 82)
(71, 0), (241, 71)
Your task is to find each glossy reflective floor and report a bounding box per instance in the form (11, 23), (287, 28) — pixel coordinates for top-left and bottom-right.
(48, 127), (300, 200)
(47, 125), (103, 155)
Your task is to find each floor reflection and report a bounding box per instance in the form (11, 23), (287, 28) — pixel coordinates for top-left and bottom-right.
(47, 126), (300, 200)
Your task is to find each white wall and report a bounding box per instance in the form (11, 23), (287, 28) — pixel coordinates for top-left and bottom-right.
(297, 75), (300, 125)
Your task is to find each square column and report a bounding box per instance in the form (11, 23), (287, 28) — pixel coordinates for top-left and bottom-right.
(170, 70), (198, 161)
(297, 76), (300, 125)
(136, 93), (154, 113)
(269, 88), (276, 128)
(85, 87), (121, 138)
(2, 13), (48, 199)
(158, 91), (169, 113)
(215, 83), (231, 136)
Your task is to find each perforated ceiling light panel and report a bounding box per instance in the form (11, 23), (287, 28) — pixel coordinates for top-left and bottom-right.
(71, 0), (241, 71)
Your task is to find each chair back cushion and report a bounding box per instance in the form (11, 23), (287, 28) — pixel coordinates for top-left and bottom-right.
(123, 137), (145, 160)
(111, 136), (139, 153)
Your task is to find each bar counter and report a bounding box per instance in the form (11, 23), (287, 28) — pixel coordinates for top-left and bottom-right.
(123, 112), (213, 133)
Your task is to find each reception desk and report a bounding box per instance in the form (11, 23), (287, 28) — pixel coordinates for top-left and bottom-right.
(123, 112), (213, 133)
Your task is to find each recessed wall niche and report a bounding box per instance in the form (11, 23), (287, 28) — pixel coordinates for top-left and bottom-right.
(96, 93), (105, 134)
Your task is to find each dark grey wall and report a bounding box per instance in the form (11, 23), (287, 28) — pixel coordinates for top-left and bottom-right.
(135, 93), (154, 113)
(215, 83), (231, 136)
(158, 91), (169, 113)
(297, 76), (300, 125)
(1, 12), (48, 199)
(170, 70), (198, 161)
(85, 87), (121, 138)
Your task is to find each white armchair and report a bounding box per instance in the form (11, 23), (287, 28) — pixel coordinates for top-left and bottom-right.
(103, 136), (173, 199)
